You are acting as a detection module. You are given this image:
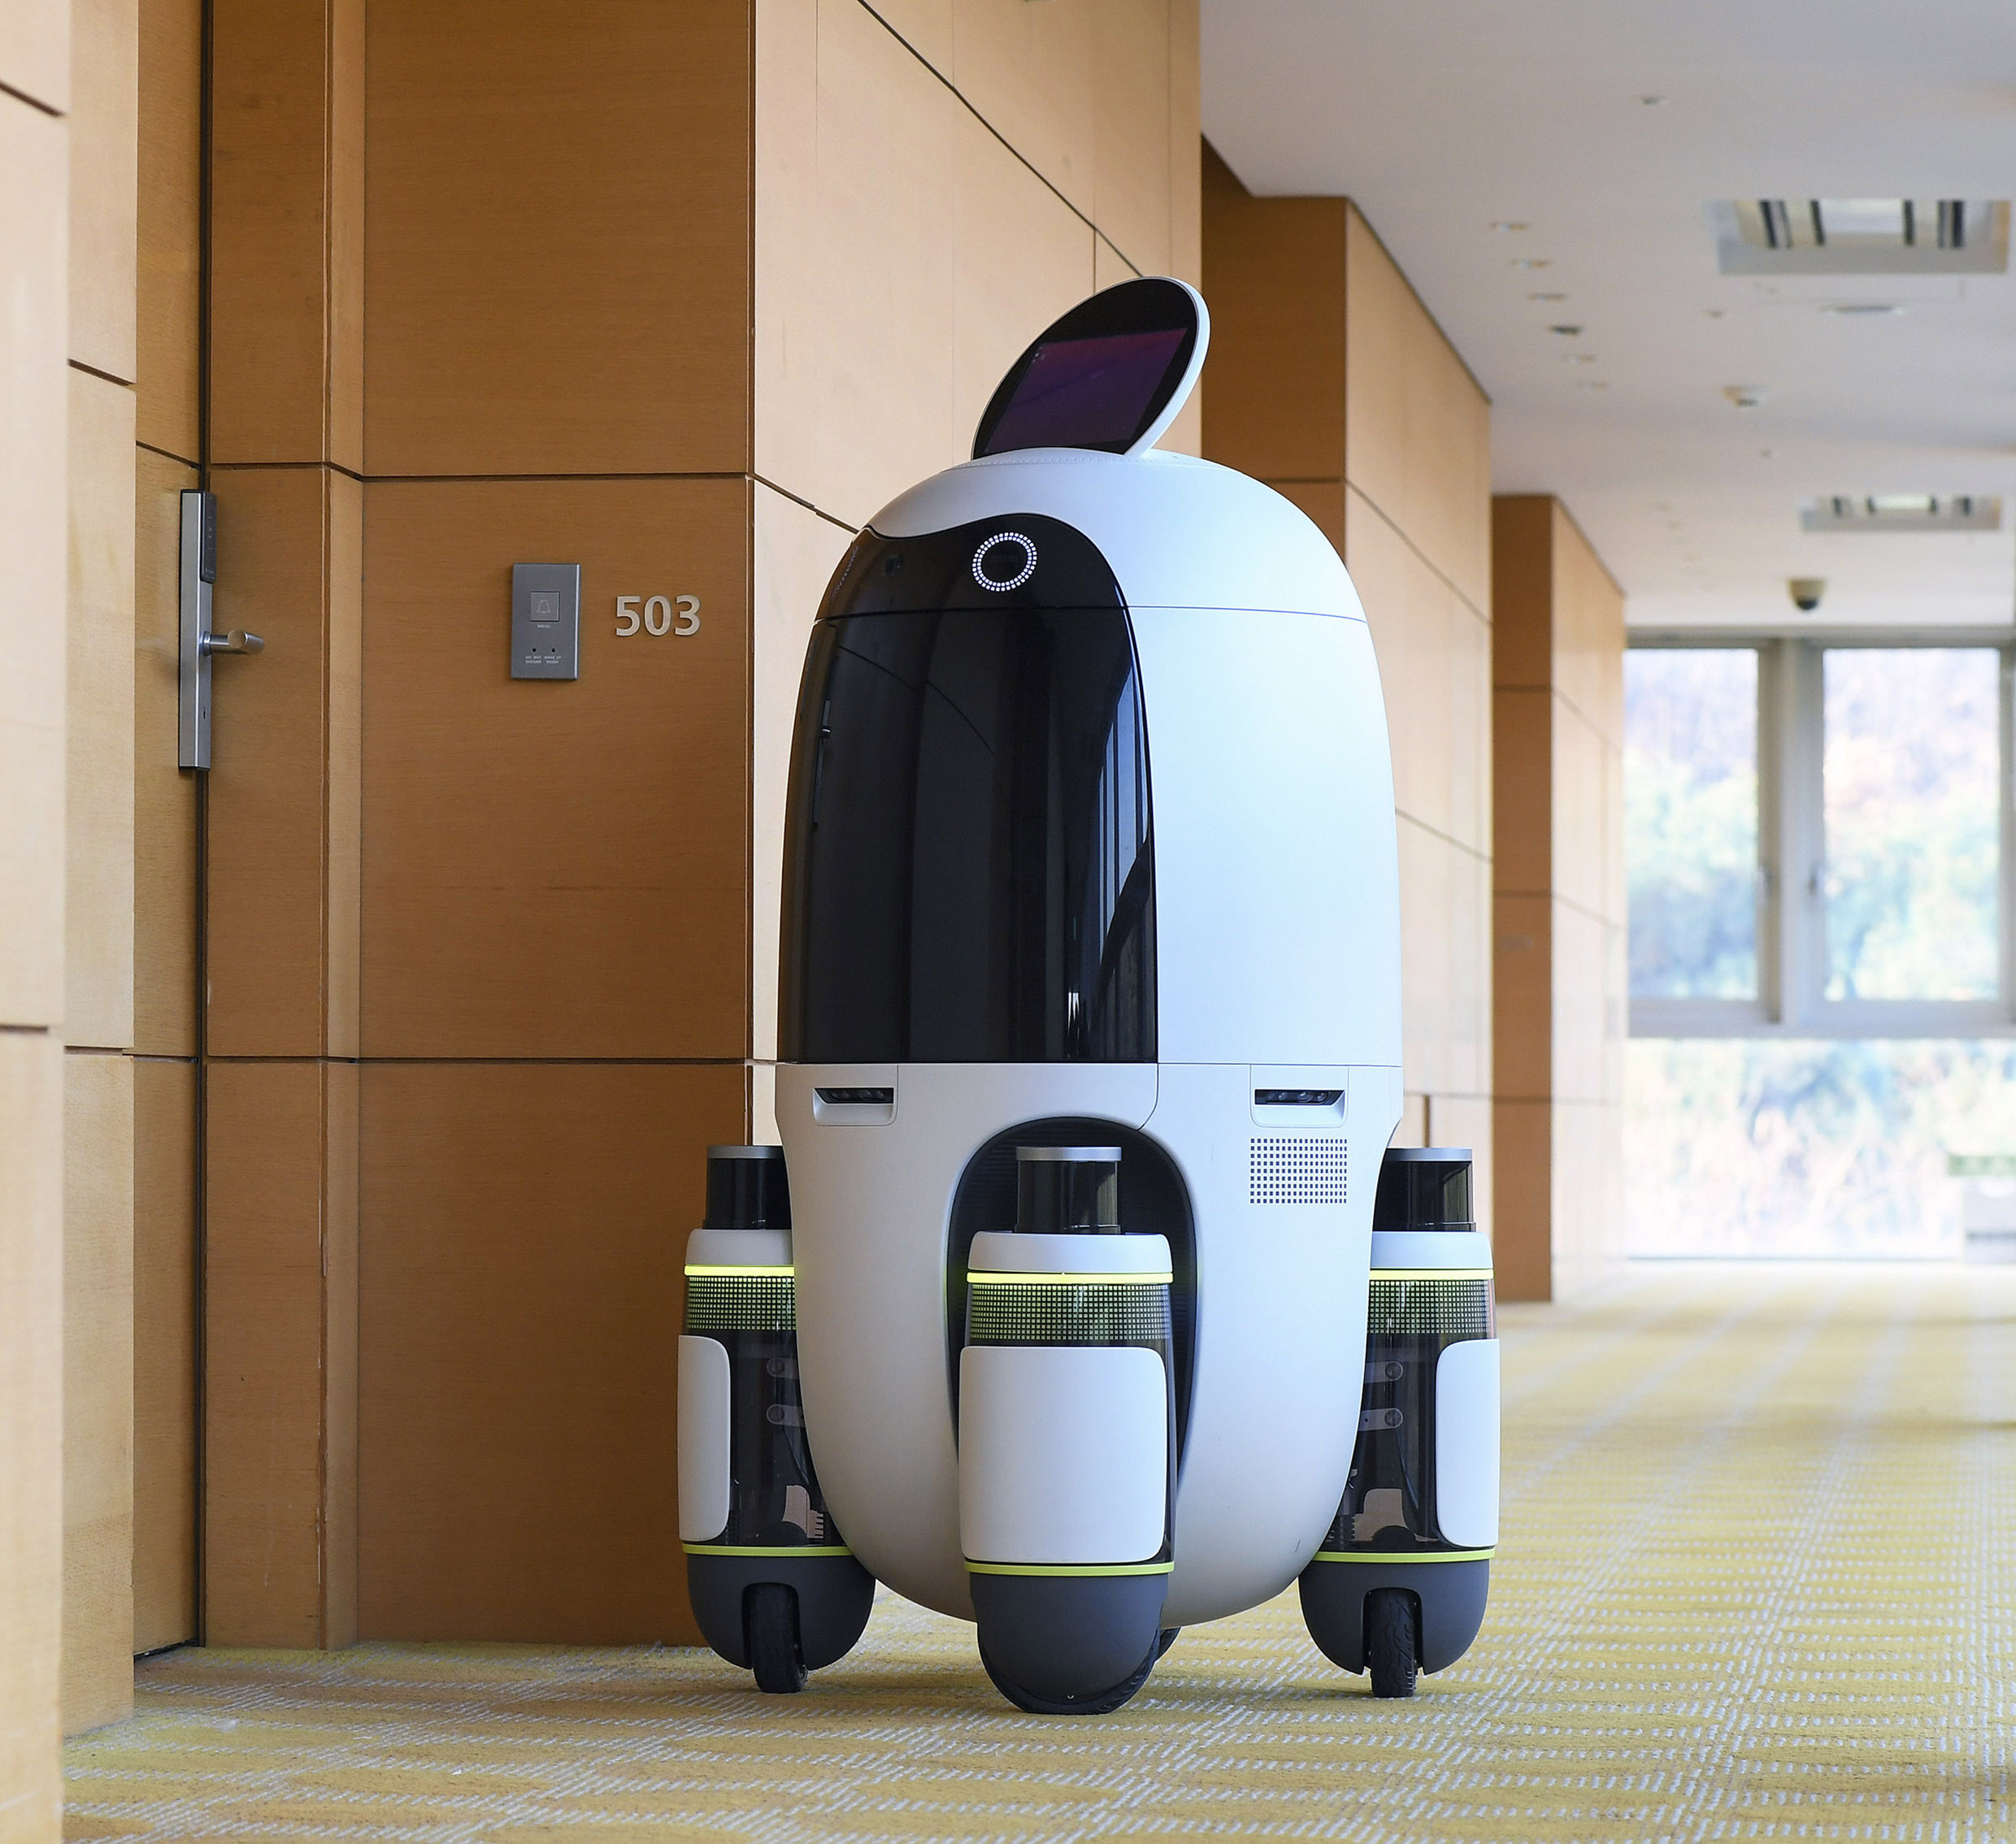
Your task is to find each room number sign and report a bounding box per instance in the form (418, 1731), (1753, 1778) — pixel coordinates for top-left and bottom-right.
(615, 594), (702, 637)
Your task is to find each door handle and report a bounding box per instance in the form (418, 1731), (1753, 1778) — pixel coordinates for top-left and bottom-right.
(179, 490), (263, 769)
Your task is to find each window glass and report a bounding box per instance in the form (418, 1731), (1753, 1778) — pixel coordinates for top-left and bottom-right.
(1628, 1038), (2016, 1257)
(1823, 648), (1999, 1002)
(1625, 649), (1759, 999)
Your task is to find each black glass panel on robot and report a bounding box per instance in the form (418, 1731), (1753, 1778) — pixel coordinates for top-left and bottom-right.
(781, 517), (1154, 1064)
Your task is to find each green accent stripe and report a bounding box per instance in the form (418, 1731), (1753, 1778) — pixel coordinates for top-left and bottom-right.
(1368, 1268), (1494, 1281)
(1311, 1547), (1494, 1565)
(964, 1560), (1173, 1577)
(967, 1270), (1173, 1286)
(683, 1543), (853, 1558)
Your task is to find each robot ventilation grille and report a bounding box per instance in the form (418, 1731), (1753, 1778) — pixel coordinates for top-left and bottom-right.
(1366, 1276), (1492, 1340)
(967, 1279), (1171, 1347)
(684, 1272), (796, 1333)
(1249, 1136), (1348, 1206)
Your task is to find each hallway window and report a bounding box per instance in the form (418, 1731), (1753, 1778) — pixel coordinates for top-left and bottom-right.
(1628, 637), (2012, 1036)
(1627, 636), (2015, 1255)
(1626, 647), (1759, 1001)
(1823, 648), (2000, 1003)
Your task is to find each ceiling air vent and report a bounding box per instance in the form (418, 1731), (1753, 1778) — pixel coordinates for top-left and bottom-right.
(1801, 496), (2002, 534)
(1710, 199), (2009, 275)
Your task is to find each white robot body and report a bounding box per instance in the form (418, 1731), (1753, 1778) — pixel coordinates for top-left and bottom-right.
(683, 280), (1486, 1712)
(779, 448), (1404, 1627)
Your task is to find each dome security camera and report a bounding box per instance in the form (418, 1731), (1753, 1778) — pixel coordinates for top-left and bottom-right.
(1789, 577), (1826, 613)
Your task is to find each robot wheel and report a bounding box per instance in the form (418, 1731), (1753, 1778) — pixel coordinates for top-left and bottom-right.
(1366, 1589), (1418, 1699)
(745, 1583), (809, 1695)
(979, 1634), (1162, 1716)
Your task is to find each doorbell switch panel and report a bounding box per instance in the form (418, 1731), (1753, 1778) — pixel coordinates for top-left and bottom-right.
(512, 562), (580, 679)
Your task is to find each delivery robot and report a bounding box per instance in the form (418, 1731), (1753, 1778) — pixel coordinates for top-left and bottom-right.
(676, 279), (1498, 1711)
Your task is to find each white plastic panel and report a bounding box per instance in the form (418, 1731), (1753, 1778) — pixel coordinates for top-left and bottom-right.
(780, 1061), (1158, 1616)
(870, 449), (1362, 618)
(685, 1227), (792, 1269)
(967, 1230), (1171, 1275)
(676, 1335), (732, 1543)
(1434, 1339), (1501, 1549)
(958, 1345), (1167, 1565)
(1371, 1230), (1493, 1272)
(1132, 608), (1402, 1067)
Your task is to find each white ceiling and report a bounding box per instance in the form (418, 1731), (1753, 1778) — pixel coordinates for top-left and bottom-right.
(1201, 1), (2016, 630)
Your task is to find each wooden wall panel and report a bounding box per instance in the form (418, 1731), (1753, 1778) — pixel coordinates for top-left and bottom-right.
(208, 0), (362, 466)
(0, 1030), (63, 1844)
(1492, 495), (1626, 1299)
(358, 1061), (742, 1643)
(0, 99), (71, 1034)
(133, 1058), (196, 1655)
(949, 0), (1095, 223)
(755, 0), (1193, 527)
(363, 0), (751, 479)
(205, 1059), (357, 1647)
(135, 0), (200, 462)
(205, 469), (341, 1058)
(1345, 205), (1491, 618)
(62, 1052), (134, 1732)
(134, 451), (197, 1058)
(1200, 145), (1344, 482)
(69, 0), (138, 386)
(360, 478), (752, 1061)
(67, 371), (137, 1053)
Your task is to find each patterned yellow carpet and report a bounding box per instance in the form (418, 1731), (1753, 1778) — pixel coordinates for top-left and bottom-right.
(67, 1265), (2016, 1841)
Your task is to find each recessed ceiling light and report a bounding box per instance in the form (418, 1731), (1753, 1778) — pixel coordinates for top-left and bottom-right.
(1527, 291), (1567, 302)
(1821, 302), (1904, 316)
(1711, 199), (2009, 275)
(1723, 384), (1768, 410)
(1801, 494), (2001, 532)
(1511, 258), (1553, 270)
(1548, 323), (1584, 336)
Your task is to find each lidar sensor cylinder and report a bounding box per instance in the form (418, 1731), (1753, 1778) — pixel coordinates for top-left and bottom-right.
(1015, 1143), (1122, 1234)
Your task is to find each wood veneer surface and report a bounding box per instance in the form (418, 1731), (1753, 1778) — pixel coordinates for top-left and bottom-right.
(360, 478), (751, 1061)
(133, 1058), (197, 1655)
(358, 1061), (740, 1644)
(363, 0), (751, 478)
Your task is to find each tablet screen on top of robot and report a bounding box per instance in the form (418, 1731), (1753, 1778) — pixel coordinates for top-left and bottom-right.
(980, 328), (1188, 454)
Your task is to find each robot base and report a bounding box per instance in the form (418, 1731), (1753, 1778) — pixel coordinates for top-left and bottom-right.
(970, 1573), (1169, 1714)
(1297, 1557), (1489, 1696)
(688, 1552), (875, 1692)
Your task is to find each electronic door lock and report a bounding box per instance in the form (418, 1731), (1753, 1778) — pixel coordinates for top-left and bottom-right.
(178, 489), (263, 768)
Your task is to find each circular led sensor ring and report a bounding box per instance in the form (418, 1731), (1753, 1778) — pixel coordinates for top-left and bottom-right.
(972, 532), (1037, 592)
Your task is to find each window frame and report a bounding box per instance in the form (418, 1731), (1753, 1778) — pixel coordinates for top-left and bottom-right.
(1627, 631), (2016, 1039)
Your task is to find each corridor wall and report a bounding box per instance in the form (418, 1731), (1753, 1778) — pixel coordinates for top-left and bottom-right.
(185, 0), (1201, 1652)
(1492, 496), (1627, 1299)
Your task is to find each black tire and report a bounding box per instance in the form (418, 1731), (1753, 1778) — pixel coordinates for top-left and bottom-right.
(1155, 1627), (1180, 1659)
(745, 1584), (807, 1694)
(980, 1636), (1159, 1715)
(1366, 1589), (1418, 1699)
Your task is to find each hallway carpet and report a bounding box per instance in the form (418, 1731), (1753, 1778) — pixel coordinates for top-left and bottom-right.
(66, 1265), (2016, 1842)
